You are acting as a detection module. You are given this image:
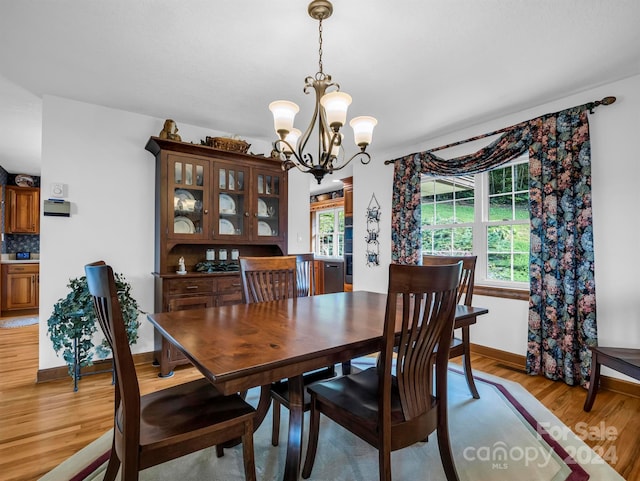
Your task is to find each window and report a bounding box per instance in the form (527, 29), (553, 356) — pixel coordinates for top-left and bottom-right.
(315, 208), (344, 257)
(421, 156), (529, 286)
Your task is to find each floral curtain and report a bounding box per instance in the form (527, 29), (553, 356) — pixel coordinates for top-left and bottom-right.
(526, 108), (597, 387)
(390, 106), (597, 386)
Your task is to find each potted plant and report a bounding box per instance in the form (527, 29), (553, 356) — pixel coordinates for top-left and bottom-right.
(47, 272), (141, 378)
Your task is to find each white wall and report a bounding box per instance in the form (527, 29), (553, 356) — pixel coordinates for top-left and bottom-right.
(349, 74), (640, 381)
(38, 74), (640, 385)
(38, 96), (271, 370)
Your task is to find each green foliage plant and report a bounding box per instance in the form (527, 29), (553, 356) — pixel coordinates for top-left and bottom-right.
(47, 273), (141, 377)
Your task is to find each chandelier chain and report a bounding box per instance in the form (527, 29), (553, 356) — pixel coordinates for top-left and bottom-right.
(318, 18), (324, 74)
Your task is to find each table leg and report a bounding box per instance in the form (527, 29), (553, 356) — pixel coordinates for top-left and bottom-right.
(254, 385), (273, 430)
(283, 374), (304, 481)
(461, 325), (480, 399)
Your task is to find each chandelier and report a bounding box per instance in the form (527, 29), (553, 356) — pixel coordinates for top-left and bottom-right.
(269, 0), (377, 184)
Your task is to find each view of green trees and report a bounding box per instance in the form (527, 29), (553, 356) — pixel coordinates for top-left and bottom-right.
(421, 164), (530, 282)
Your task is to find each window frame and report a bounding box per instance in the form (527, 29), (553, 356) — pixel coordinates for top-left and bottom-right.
(421, 155), (530, 290)
(313, 206), (345, 258)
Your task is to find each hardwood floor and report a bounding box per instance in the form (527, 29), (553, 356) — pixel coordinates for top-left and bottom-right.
(1, 323), (638, 480)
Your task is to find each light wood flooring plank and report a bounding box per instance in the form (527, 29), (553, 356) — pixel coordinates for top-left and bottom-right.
(1, 324), (637, 480)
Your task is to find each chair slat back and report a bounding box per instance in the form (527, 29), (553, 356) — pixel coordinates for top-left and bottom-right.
(84, 261), (141, 440)
(422, 255), (477, 306)
(295, 253), (315, 297)
(239, 256), (298, 304)
(382, 263), (461, 421)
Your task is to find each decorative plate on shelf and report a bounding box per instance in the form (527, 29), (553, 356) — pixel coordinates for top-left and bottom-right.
(219, 194), (236, 214)
(257, 198), (268, 217)
(258, 221), (273, 236)
(219, 218), (236, 235)
(174, 216), (195, 234)
(174, 189), (196, 212)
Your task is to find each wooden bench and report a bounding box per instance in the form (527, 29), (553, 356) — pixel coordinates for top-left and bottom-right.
(583, 346), (640, 411)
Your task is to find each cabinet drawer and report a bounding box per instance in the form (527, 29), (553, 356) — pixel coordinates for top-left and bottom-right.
(217, 276), (242, 292)
(6, 263), (39, 274)
(217, 275), (242, 305)
(166, 277), (214, 296)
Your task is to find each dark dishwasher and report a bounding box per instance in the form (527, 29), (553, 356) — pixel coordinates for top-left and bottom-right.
(323, 260), (344, 293)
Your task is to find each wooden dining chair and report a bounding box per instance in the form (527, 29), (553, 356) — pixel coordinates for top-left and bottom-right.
(239, 255), (336, 447)
(239, 255), (299, 303)
(295, 253), (316, 297)
(302, 262), (462, 481)
(423, 254), (480, 399)
(84, 261), (257, 481)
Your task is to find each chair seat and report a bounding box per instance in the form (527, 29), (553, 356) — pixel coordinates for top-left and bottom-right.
(307, 368), (415, 427)
(137, 378), (256, 448)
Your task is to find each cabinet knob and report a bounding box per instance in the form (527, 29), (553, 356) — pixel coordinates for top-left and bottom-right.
(245, 212), (250, 217)
(204, 209), (209, 214)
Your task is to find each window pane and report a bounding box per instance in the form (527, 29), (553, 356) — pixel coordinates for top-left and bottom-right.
(456, 197), (474, 223)
(514, 193), (529, 220)
(315, 208), (345, 257)
(488, 254), (512, 281)
(422, 203), (435, 225)
(512, 253), (530, 282)
(513, 224), (529, 253)
(432, 228), (453, 253)
(489, 194), (513, 221)
(435, 201), (454, 224)
(452, 227), (473, 254)
(489, 167), (513, 195)
(487, 225), (512, 252)
(514, 163), (529, 192)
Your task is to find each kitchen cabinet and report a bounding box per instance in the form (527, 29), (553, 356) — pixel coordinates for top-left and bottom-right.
(153, 273), (242, 377)
(2, 263), (39, 311)
(5, 186), (40, 234)
(343, 177), (353, 216)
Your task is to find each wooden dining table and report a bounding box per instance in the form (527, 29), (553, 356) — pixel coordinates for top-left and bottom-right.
(147, 290), (488, 481)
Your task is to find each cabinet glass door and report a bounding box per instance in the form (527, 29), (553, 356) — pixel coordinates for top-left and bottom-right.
(169, 155), (208, 239)
(255, 171), (281, 238)
(215, 163), (248, 238)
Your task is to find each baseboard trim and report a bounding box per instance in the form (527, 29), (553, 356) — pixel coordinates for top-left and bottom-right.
(36, 352), (155, 383)
(470, 343), (640, 399)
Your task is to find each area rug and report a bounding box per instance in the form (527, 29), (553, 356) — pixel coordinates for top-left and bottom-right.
(40, 365), (623, 481)
(0, 316), (38, 328)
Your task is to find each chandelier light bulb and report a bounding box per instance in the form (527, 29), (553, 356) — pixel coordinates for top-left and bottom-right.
(320, 91), (352, 130)
(350, 116), (377, 148)
(269, 100), (300, 139)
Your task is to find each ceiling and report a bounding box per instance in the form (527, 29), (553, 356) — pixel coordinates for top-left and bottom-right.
(1, 1), (639, 193)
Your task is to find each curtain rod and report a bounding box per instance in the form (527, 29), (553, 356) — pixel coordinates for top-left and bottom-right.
(383, 96), (616, 165)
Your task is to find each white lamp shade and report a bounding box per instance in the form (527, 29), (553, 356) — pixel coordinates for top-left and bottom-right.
(283, 128), (302, 153)
(320, 91), (352, 128)
(269, 100), (300, 134)
(350, 116), (377, 147)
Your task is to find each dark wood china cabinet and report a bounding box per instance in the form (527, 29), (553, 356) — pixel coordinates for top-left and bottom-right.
(146, 137), (288, 376)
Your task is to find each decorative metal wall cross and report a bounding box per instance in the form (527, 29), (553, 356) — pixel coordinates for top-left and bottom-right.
(365, 193), (380, 266)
